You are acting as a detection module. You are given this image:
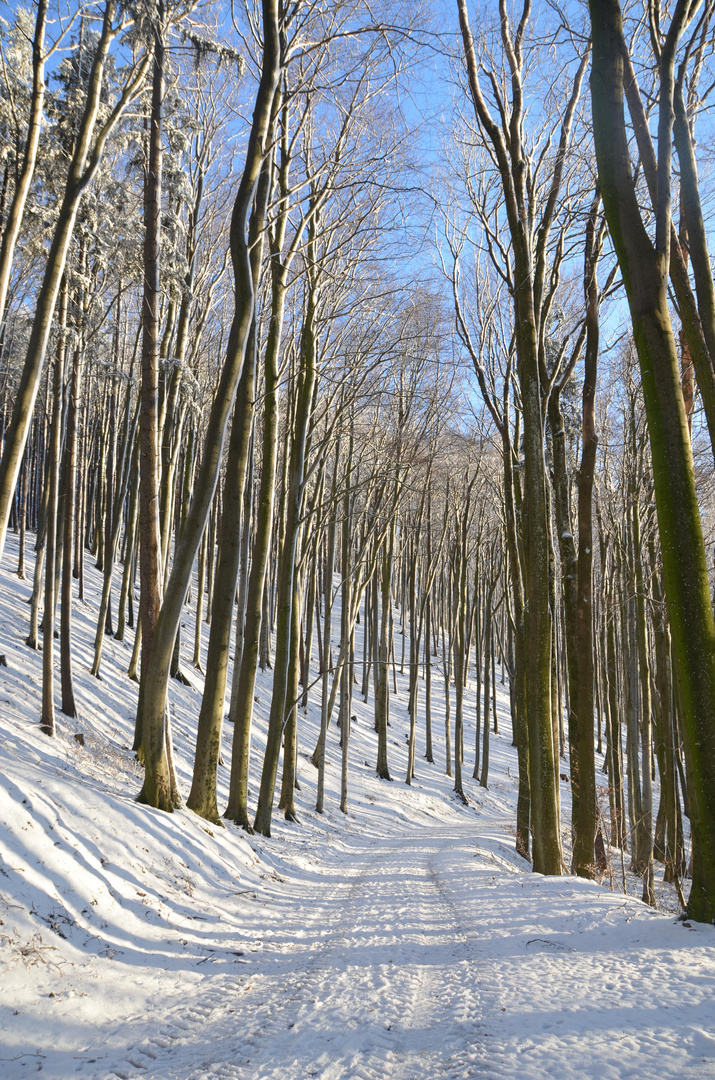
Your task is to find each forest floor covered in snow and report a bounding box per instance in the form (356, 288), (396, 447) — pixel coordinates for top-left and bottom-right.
(0, 533), (714, 1079)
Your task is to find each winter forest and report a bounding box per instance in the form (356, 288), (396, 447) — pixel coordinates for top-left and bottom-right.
(1, 0), (715, 1076)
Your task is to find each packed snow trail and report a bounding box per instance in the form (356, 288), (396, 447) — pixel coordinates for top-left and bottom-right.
(86, 825), (494, 1080)
(59, 821), (714, 1080)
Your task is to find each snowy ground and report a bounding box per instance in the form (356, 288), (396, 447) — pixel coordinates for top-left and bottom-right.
(0, 532), (714, 1079)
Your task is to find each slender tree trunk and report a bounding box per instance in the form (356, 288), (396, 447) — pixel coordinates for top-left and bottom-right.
(26, 470), (49, 651)
(115, 445), (139, 642)
(254, 260), (317, 837)
(481, 580), (496, 789)
(590, 2), (715, 920)
(301, 499), (320, 711)
(193, 528), (206, 670)
(360, 567), (370, 702)
(406, 529), (424, 785)
(651, 548), (679, 883)
(315, 439), (340, 813)
(441, 570), (453, 780)
(17, 453), (27, 579)
(424, 587), (433, 763)
(60, 328), (81, 717)
(186, 148), (269, 821)
(187, 321), (258, 822)
(225, 179), (285, 830)
(339, 441), (353, 814)
(549, 389), (581, 845)
(91, 397), (136, 677)
(279, 568), (302, 821)
(137, 0), (281, 811)
(40, 282), (68, 735)
(375, 526), (394, 781)
(457, 0), (570, 875)
(632, 493), (655, 904)
(453, 531), (471, 803)
(234, 419), (255, 682)
(134, 1), (166, 780)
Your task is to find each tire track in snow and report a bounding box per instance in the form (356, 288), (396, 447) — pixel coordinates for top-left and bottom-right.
(85, 850), (369, 1080)
(425, 836), (513, 1079)
(219, 825), (507, 1080)
(87, 825), (510, 1080)
(175, 854), (381, 1080)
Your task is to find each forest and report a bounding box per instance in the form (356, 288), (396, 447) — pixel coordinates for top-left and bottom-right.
(1, 0), (715, 1073)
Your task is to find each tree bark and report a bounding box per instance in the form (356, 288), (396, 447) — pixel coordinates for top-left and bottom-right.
(187, 329), (257, 822)
(187, 152), (269, 822)
(40, 282), (68, 735)
(59, 307), (82, 717)
(134, 1), (166, 796)
(589, 0), (715, 922)
(137, 0), (281, 810)
(456, 0), (571, 874)
(254, 252), (317, 836)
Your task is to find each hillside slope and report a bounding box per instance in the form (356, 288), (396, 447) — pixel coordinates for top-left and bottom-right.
(0, 534), (713, 1079)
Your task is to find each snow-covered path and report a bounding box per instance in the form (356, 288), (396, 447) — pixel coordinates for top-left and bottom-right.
(81, 825), (489, 1080)
(60, 821), (714, 1080)
(223, 828), (488, 1080)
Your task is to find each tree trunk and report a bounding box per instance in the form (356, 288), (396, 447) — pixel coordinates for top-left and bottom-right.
(224, 167), (285, 830)
(187, 323), (258, 823)
(137, 0), (281, 811)
(115, 444), (139, 642)
(40, 282), (68, 736)
(134, 1), (166, 792)
(589, 0), (715, 920)
(375, 528), (393, 781)
(632, 489), (655, 905)
(315, 439), (340, 813)
(279, 568), (302, 821)
(60, 328), (81, 717)
(254, 258), (317, 837)
(339, 440), (353, 814)
(481, 581), (496, 789)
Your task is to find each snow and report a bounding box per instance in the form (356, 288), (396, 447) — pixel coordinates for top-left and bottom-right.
(1, 531), (714, 1079)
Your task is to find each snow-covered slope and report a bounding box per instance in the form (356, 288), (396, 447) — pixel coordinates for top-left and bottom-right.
(0, 533), (713, 1079)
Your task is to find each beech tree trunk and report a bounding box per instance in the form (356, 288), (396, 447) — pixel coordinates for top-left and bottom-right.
(187, 157), (268, 823)
(589, 0), (715, 920)
(254, 255), (317, 836)
(137, 0), (281, 811)
(40, 283), (68, 735)
(134, 1), (166, 789)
